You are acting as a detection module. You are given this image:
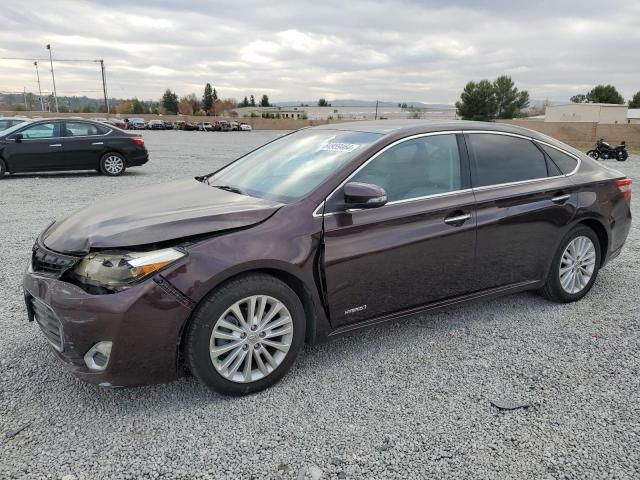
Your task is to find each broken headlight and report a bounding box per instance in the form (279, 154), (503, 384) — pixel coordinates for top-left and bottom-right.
(72, 248), (185, 289)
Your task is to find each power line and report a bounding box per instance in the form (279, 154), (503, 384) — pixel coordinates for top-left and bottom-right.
(0, 56), (102, 63)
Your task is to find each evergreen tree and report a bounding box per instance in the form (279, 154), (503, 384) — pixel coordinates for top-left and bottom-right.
(161, 89), (179, 114)
(203, 83), (213, 115)
(260, 94), (270, 107)
(586, 85), (624, 104)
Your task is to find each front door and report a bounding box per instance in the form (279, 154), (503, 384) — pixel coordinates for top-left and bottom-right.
(322, 133), (477, 327)
(4, 122), (64, 172)
(62, 121), (108, 169)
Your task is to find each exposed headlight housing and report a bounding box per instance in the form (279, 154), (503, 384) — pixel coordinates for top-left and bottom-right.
(72, 247), (185, 289)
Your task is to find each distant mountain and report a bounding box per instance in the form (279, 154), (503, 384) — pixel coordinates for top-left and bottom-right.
(274, 99), (454, 109)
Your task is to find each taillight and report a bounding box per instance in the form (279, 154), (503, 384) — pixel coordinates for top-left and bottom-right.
(131, 136), (144, 146)
(615, 178), (632, 204)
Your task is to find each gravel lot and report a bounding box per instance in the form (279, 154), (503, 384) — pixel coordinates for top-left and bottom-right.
(1, 131), (639, 479)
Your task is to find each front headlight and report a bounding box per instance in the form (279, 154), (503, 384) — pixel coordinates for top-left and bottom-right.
(73, 247), (185, 289)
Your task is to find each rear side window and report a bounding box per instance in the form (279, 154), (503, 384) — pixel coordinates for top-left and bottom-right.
(65, 122), (106, 137)
(539, 144), (578, 174)
(468, 133), (548, 187)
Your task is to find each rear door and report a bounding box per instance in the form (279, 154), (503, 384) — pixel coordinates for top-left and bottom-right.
(322, 133), (477, 327)
(3, 122), (64, 172)
(466, 132), (578, 290)
(62, 121), (109, 169)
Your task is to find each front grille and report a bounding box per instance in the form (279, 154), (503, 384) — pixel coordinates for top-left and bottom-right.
(30, 297), (64, 352)
(32, 245), (79, 276)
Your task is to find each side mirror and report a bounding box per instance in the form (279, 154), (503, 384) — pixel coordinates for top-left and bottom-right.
(344, 182), (387, 209)
(13, 133), (23, 143)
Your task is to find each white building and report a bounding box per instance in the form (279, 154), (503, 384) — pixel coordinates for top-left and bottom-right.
(544, 103), (628, 124)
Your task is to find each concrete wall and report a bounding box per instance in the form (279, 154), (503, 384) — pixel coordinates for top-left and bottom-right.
(499, 119), (640, 148)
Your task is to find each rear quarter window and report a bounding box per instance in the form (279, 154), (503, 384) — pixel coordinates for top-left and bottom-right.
(539, 144), (578, 174)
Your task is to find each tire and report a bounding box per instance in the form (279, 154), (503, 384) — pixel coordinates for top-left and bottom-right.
(539, 226), (601, 303)
(617, 150), (628, 162)
(99, 152), (126, 176)
(586, 150), (600, 160)
(184, 274), (306, 396)
(0, 159), (6, 178)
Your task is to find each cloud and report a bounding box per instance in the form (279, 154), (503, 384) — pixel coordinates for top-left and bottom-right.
(1, 0), (638, 103)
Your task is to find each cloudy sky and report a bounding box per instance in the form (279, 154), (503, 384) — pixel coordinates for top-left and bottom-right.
(1, 0), (638, 104)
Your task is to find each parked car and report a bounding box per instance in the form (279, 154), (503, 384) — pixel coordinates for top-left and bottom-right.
(0, 118), (148, 178)
(105, 118), (127, 129)
(229, 121), (240, 131)
(148, 119), (165, 130)
(23, 121), (632, 395)
(127, 118), (146, 130)
(217, 120), (231, 132)
(239, 123), (252, 131)
(198, 122), (214, 132)
(182, 122), (199, 131)
(163, 121), (175, 130)
(0, 117), (29, 132)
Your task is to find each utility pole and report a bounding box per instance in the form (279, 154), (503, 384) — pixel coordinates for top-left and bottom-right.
(23, 87), (28, 110)
(46, 44), (59, 112)
(374, 100), (379, 120)
(99, 60), (109, 114)
(34, 61), (45, 111)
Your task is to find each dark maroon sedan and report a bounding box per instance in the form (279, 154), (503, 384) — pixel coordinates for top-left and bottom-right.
(23, 121), (632, 395)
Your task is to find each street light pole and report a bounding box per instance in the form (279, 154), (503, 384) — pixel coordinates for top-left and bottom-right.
(33, 61), (45, 111)
(99, 60), (109, 114)
(46, 44), (59, 113)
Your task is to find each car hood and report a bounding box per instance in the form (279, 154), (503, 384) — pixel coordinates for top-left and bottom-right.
(43, 179), (283, 254)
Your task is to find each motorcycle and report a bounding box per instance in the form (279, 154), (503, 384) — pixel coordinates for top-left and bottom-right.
(586, 139), (628, 161)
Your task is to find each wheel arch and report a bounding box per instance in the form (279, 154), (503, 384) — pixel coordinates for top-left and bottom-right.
(575, 217), (609, 267)
(176, 266), (323, 374)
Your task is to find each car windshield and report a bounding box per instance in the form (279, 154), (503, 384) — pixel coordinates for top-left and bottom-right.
(0, 120), (29, 135)
(207, 129), (382, 203)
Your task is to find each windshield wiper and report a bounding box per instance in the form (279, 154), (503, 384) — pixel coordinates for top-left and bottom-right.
(210, 184), (245, 195)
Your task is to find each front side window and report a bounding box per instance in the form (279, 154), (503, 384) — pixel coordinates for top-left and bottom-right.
(468, 133), (548, 187)
(207, 129), (382, 203)
(347, 134), (461, 203)
(65, 122), (103, 137)
(20, 123), (58, 139)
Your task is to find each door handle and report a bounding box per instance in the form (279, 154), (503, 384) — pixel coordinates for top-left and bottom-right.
(551, 193), (571, 203)
(91, 142), (104, 145)
(49, 144), (62, 147)
(444, 212), (472, 226)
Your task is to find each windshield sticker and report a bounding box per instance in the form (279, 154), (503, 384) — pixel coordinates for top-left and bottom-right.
(317, 142), (361, 153)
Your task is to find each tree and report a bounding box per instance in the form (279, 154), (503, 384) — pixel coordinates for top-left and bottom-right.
(131, 98), (145, 114)
(570, 94), (587, 103)
(161, 89), (179, 114)
(260, 94), (271, 107)
(185, 93), (201, 114)
(250, 95), (256, 107)
(82, 104), (93, 113)
(239, 96), (250, 107)
(628, 91), (640, 108)
(455, 80), (497, 121)
(318, 98), (331, 107)
(586, 84), (624, 104)
(178, 96), (193, 115)
(493, 75), (529, 119)
(203, 83), (214, 115)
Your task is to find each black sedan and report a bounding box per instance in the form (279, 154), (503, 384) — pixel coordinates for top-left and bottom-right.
(0, 119), (149, 178)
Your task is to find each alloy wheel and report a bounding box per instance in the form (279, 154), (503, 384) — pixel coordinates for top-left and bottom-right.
(559, 236), (597, 294)
(104, 155), (124, 174)
(209, 295), (293, 383)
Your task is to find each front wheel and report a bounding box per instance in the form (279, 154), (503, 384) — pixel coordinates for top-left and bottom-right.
(185, 274), (306, 396)
(617, 150), (628, 162)
(586, 150), (600, 160)
(539, 226), (601, 303)
(99, 152), (126, 176)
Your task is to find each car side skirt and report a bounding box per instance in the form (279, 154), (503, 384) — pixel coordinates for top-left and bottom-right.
(327, 280), (541, 337)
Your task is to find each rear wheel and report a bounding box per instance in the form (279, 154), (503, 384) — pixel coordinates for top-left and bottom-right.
(617, 150), (628, 162)
(540, 226), (601, 303)
(99, 152), (126, 176)
(185, 274), (306, 396)
(586, 150), (600, 160)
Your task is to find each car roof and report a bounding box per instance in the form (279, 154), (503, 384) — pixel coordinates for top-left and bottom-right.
(310, 119), (552, 141)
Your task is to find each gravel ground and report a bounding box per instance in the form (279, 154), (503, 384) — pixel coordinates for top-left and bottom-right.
(1, 131), (639, 479)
